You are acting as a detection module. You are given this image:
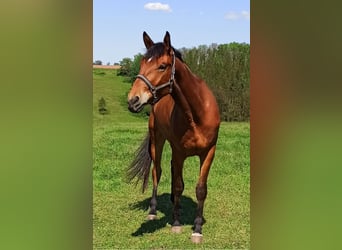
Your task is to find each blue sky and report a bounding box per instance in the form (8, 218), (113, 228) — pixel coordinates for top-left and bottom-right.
(93, 0), (250, 64)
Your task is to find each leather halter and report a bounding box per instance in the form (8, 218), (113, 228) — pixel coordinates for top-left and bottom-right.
(136, 50), (176, 104)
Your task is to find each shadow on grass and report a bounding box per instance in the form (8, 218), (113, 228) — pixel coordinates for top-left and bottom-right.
(129, 193), (198, 236)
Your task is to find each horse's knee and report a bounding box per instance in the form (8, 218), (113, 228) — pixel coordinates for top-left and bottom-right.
(172, 172), (184, 193)
(171, 178), (184, 204)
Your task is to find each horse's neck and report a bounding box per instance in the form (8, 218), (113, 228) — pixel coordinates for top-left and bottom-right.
(172, 82), (197, 128)
(172, 61), (204, 129)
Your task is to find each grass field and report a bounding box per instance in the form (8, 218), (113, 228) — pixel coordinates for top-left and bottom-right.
(93, 69), (250, 249)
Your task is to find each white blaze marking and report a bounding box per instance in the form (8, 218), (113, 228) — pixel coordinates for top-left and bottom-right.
(140, 91), (151, 104)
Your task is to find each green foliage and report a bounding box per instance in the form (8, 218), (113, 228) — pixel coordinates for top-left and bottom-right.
(117, 57), (132, 79)
(130, 53), (143, 82)
(98, 97), (108, 115)
(93, 69), (250, 248)
(117, 54), (143, 83)
(93, 60), (102, 65)
(182, 43), (250, 121)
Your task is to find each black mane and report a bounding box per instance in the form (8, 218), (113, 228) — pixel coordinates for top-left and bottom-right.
(144, 42), (184, 62)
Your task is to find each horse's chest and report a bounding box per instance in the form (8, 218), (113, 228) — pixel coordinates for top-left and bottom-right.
(165, 126), (208, 156)
(153, 99), (210, 153)
(180, 129), (208, 150)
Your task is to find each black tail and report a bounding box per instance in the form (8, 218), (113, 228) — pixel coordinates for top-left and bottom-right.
(126, 133), (152, 193)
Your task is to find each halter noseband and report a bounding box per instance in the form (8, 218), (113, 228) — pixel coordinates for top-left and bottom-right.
(136, 50), (176, 104)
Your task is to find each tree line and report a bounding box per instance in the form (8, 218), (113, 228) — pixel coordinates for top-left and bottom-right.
(117, 42), (250, 122)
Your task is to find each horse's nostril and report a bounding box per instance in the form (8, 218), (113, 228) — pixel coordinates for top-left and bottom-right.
(128, 96), (139, 105)
(128, 96), (142, 113)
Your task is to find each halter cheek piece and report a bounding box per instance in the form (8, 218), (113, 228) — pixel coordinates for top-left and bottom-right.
(136, 50), (176, 104)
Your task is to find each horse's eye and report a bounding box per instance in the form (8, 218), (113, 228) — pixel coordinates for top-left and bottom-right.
(158, 64), (167, 71)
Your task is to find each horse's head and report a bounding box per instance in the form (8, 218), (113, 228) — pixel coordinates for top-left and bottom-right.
(128, 31), (176, 113)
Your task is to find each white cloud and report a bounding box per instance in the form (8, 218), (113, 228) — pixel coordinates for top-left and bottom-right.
(144, 2), (172, 12)
(224, 10), (250, 21)
(224, 12), (239, 20)
(241, 10), (250, 20)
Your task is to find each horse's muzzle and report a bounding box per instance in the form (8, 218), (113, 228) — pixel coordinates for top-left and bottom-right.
(128, 96), (144, 113)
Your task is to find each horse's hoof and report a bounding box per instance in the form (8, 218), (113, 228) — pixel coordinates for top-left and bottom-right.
(171, 226), (182, 233)
(191, 232), (203, 243)
(147, 214), (157, 220)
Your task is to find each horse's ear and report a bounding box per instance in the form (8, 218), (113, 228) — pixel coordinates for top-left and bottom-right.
(163, 31), (171, 50)
(143, 31), (154, 49)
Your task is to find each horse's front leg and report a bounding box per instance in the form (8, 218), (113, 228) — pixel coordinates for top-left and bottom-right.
(147, 158), (161, 220)
(147, 128), (165, 220)
(170, 152), (185, 233)
(192, 145), (216, 243)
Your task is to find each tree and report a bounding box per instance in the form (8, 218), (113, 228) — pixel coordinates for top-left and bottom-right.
(128, 53), (143, 82)
(94, 60), (102, 65)
(117, 57), (133, 77)
(117, 55), (143, 83)
(98, 97), (108, 115)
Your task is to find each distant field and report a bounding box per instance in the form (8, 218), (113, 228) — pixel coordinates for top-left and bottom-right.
(93, 65), (121, 69)
(93, 68), (250, 249)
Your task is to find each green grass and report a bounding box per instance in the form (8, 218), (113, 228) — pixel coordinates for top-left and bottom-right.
(93, 69), (250, 249)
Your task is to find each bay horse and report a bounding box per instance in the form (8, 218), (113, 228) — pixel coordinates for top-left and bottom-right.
(127, 31), (220, 243)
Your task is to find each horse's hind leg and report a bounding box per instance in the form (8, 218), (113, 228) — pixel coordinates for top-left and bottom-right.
(192, 145), (216, 243)
(147, 129), (165, 220)
(170, 152), (185, 233)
